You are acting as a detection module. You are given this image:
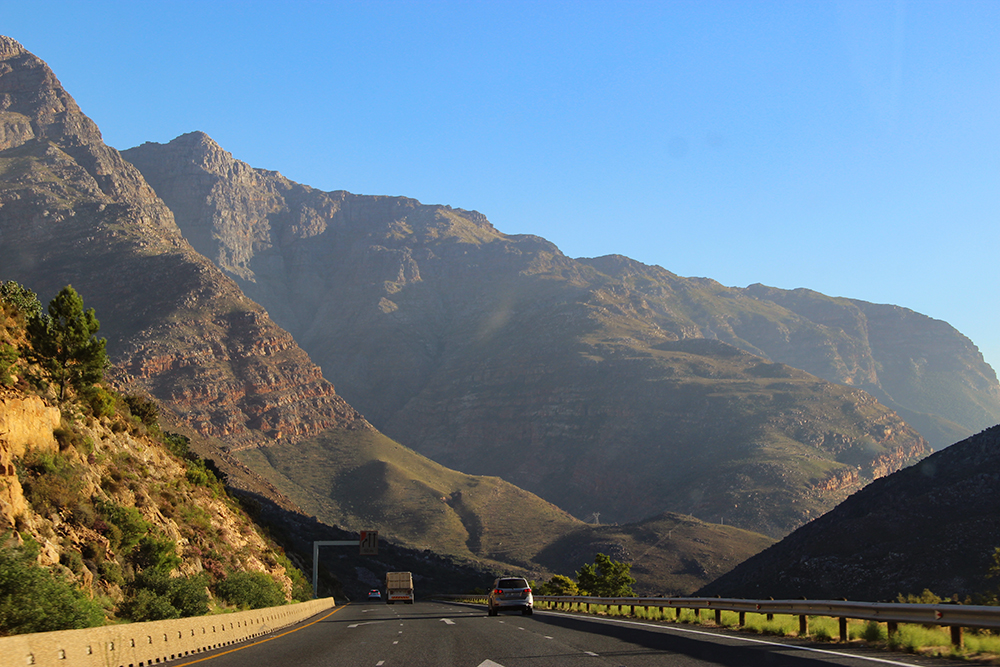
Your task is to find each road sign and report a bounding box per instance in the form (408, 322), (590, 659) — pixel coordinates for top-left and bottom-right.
(360, 530), (378, 555)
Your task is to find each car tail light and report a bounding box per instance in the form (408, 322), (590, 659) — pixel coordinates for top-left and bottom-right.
(494, 589), (503, 595)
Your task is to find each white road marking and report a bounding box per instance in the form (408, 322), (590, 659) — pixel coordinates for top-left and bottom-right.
(585, 651), (599, 656)
(476, 661), (506, 667)
(440, 618), (456, 625)
(542, 610), (923, 667)
(376, 662), (385, 666)
(393, 641), (399, 645)
(348, 621), (384, 628)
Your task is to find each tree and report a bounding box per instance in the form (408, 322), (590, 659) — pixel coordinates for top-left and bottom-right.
(576, 553), (635, 597)
(536, 574), (578, 596)
(26, 285), (107, 401)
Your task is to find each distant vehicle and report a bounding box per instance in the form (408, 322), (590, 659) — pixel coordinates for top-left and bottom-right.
(487, 577), (533, 616)
(385, 571), (414, 604)
(367, 589), (381, 601)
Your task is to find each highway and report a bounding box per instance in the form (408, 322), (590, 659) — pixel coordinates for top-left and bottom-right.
(175, 601), (954, 667)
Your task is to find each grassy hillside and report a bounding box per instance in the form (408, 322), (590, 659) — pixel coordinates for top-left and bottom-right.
(236, 429), (774, 593)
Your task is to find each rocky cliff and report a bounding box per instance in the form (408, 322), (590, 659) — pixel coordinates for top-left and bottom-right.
(0, 37), (368, 450)
(120, 133), (967, 537)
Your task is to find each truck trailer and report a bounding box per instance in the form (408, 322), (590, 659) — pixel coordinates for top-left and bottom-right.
(385, 571), (414, 604)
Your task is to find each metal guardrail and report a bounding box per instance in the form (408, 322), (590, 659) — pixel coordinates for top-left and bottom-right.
(439, 594), (1000, 646)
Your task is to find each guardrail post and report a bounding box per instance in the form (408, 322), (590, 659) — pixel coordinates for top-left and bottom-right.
(838, 617), (848, 642)
(674, 607), (680, 620)
(799, 615), (808, 636)
(630, 604), (635, 616)
(715, 609), (722, 625)
(694, 608), (700, 619)
(738, 611), (745, 627)
(951, 625), (962, 647)
(887, 621), (898, 639)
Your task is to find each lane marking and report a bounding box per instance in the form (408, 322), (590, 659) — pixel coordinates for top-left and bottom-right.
(585, 651), (599, 656)
(477, 661), (506, 667)
(393, 640), (399, 645)
(544, 636), (553, 639)
(542, 610), (922, 667)
(171, 604), (347, 666)
(376, 661), (385, 666)
(440, 618), (456, 625)
(348, 621), (385, 628)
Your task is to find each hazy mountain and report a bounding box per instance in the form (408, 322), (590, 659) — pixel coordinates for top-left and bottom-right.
(697, 424), (1000, 601)
(0, 36), (770, 592)
(116, 132), (997, 537)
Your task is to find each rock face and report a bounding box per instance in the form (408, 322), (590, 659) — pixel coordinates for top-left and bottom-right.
(0, 36), (368, 450)
(697, 425), (1000, 601)
(119, 133), (982, 537)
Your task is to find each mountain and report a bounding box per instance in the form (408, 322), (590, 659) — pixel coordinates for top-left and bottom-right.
(0, 36), (769, 593)
(117, 132), (993, 537)
(697, 424), (1000, 602)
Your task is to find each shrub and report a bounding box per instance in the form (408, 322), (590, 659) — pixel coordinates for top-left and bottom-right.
(215, 571), (286, 609)
(0, 343), (17, 386)
(124, 395), (159, 432)
(130, 535), (182, 573)
(0, 533), (105, 634)
(118, 571), (209, 621)
(95, 500), (150, 554)
(82, 385), (116, 418)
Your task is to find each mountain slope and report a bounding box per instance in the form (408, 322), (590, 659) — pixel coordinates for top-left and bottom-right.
(0, 37), (365, 451)
(0, 36), (766, 592)
(697, 424), (1000, 602)
(121, 132), (957, 537)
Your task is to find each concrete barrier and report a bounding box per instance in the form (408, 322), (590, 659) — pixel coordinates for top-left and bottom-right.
(0, 597), (336, 667)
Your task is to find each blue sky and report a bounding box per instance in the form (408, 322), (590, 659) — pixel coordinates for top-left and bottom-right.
(7, 1), (1000, 374)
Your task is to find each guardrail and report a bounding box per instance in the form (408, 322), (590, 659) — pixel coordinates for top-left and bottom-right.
(439, 594), (1000, 646)
(0, 597), (337, 667)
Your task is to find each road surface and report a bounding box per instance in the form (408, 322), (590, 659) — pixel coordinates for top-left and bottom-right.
(173, 600), (957, 667)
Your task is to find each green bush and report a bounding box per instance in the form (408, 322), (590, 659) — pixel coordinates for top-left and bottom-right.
(82, 385), (116, 418)
(0, 343), (17, 386)
(118, 571), (209, 621)
(130, 535), (181, 573)
(215, 571), (286, 609)
(124, 395), (159, 432)
(0, 533), (105, 634)
(95, 501), (150, 554)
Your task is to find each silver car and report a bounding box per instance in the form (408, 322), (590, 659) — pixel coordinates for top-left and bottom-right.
(487, 577), (533, 616)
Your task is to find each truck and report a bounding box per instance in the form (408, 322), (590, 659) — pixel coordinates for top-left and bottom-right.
(385, 571), (414, 604)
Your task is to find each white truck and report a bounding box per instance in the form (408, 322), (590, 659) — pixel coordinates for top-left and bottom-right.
(385, 571), (414, 604)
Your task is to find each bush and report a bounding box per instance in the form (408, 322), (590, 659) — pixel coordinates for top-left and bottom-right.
(118, 571), (209, 621)
(82, 385), (116, 418)
(0, 533), (105, 634)
(215, 571), (286, 609)
(124, 395), (159, 432)
(130, 535), (181, 573)
(0, 343), (17, 386)
(95, 501), (150, 554)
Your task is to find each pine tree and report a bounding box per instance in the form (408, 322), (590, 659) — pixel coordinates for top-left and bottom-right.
(26, 285), (107, 401)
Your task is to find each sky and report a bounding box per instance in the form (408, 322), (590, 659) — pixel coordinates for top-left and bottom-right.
(6, 1), (1000, 372)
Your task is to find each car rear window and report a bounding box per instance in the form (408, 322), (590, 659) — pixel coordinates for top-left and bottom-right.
(498, 578), (529, 589)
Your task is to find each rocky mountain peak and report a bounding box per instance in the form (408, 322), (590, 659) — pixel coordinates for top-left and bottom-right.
(0, 36), (26, 57)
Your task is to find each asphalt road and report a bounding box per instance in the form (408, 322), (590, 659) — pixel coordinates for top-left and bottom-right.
(172, 601), (959, 667)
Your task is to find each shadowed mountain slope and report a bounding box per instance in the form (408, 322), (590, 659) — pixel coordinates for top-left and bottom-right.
(116, 132), (989, 537)
(697, 425), (1000, 602)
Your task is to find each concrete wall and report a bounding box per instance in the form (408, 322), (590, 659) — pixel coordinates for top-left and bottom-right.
(0, 597), (336, 667)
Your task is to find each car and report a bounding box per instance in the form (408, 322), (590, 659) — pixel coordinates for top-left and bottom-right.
(487, 577), (533, 616)
(367, 589), (382, 601)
